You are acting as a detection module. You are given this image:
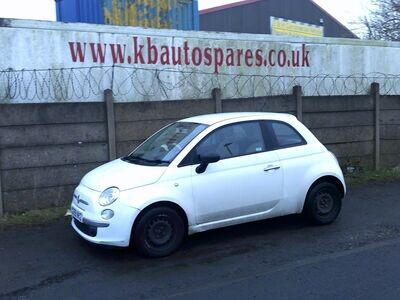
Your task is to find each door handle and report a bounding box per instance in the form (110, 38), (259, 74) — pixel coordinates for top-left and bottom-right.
(264, 165), (281, 172)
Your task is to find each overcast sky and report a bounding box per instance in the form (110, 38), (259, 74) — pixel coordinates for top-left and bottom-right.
(0, 0), (372, 36)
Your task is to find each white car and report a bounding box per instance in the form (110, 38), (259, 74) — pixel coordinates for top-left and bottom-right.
(71, 112), (346, 257)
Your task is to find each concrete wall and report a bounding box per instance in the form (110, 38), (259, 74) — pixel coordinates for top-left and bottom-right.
(2, 19), (400, 103)
(0, 90), (399, 214)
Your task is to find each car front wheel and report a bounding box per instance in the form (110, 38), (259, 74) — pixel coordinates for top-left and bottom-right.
(303, 182), (342, 225)
(133, 206), (185, 258)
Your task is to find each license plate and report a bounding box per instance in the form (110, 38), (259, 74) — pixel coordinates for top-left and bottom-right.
(71, 206), (83, 223)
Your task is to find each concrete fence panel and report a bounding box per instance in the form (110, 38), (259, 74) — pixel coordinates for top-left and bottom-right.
(380, 96), (400, 167)
(0, 102), (108, 213)
(0, 87), (399, 214)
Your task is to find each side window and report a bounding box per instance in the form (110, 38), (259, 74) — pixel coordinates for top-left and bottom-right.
(269, 121), (306, 148)
(196, 121), (266, 160)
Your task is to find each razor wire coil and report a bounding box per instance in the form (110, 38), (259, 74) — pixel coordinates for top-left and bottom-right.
(1, 66), (399, 102)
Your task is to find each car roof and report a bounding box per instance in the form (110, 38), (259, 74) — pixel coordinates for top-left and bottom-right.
(180, 112), (297, 126)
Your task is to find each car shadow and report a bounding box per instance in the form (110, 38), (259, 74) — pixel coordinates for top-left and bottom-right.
(71, 213), (309, 264)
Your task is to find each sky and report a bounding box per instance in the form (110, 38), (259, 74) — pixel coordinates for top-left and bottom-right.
(0, 0), (372, 36)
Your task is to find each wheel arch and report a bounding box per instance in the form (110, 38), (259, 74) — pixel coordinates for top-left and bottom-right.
(130, 201), (189, 245)
(302, 175), (345, 212)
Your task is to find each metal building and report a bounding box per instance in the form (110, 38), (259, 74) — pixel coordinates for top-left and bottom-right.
(200, 0), (357, 38)
(55, 0), (199, 31)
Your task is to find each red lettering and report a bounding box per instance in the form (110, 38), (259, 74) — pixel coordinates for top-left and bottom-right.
(204, 48), (212, 66)
(89, 43), (106, 63)
(245, 49), (253, 67)
(278, 50), (286, 67)
(160, 45), (170, 65)
(171, 46), (182, 65)
(133, 37), (145, 64)
(236, 49), (243, 66)
(268, 50), (276, 67)
(147, 37), (158, 64)
(302, 44), (310, 67)
(226, 48), (235, 66)
(292, 50), (300, 67)
(214, 48), (224, 74)
(192, 47), (202, 66)
(184, 41), (190, 65)
(68, 42), (86, 62)
(110, 44), (126, 64)
(68, 39), (311, 69)
(255, 49), (263, 66)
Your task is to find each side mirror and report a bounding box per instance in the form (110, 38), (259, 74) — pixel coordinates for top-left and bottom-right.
(195, 153), (220, 174)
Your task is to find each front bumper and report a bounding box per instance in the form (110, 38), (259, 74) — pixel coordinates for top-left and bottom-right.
(70, 185), (141, 247)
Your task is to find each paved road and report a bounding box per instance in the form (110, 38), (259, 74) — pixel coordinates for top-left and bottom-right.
(0, 181), (400, 299)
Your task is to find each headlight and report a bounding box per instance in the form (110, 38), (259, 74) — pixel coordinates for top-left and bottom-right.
(98, 187), (120, 206)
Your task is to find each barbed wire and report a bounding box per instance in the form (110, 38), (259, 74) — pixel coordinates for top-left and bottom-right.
(1, 65), (399, 102)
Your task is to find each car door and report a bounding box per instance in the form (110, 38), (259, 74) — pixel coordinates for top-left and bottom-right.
(263, 120), (312, 214)
(189, 121), (283, 225)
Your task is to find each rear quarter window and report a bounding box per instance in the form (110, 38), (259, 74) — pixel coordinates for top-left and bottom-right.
(269, 121), (306, 149)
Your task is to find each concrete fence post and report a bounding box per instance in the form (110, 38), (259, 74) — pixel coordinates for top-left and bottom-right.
(371, 82), (380, 170)
(293, 85), (303, 122)
(212, 88), (222, 113)
(0, 169), (3, 217)
(105, 89), (117, 161)
(0, 147), (3, 216)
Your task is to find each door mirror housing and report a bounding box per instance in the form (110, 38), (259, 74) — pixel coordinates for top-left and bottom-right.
(195, 153), (220, 174)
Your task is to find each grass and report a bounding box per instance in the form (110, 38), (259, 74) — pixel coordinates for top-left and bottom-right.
(345, 167), (400, 186)
(0, 168), (399, 230)
(0, 205), (69, 231)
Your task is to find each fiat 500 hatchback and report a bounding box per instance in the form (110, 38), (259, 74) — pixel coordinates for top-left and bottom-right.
(71, 112), (346, 257)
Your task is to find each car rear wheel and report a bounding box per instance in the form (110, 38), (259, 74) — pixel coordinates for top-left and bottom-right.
(303, 182), (342, 225)
(133, 206), (185, 258)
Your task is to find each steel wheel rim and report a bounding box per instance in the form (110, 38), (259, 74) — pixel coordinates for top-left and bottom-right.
(146, 216), (173, 247)
(316, 192), (334, 215)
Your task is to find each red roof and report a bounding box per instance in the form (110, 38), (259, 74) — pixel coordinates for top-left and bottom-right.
(199, 0), (261, 15)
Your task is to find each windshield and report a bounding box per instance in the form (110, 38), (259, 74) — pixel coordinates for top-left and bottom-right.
(122, 122), (208, 166)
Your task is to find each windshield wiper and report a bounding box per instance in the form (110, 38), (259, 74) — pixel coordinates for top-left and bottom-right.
(122, 154), (142, 162)
(147, 159), (170, 165)
(122, 155), (170, 165)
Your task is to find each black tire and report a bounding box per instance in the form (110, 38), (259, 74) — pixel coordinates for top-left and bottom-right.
(133, 206), (185, 258)
(303, 182), (342, 225)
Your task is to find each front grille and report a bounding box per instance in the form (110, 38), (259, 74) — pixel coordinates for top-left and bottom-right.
(74, 218), (97, 237)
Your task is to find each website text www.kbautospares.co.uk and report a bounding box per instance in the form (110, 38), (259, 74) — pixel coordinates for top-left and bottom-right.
(68, 36), (311, 74)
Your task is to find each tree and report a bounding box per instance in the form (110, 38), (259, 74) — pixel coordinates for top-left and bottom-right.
(362, 0), (400, 41)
